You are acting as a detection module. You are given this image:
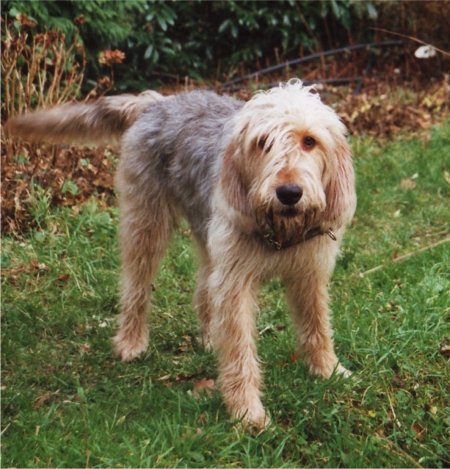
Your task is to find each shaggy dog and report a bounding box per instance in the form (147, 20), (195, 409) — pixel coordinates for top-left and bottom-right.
(7, 80), (356, 429)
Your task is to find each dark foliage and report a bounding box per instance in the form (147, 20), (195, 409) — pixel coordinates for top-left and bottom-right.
(4, 0), (385, 89)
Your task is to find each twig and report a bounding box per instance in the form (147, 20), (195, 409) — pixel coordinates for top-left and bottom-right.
(0, 423), (11, 436)
(387, 393), (402, 429)
(359, 236), (450, 278)
(372, 27), (450, 58)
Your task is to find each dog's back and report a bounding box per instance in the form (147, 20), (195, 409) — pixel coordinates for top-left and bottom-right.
(122, 90), (243, 239)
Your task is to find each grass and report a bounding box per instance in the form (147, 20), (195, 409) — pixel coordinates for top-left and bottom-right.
(2, 123), (450, 468)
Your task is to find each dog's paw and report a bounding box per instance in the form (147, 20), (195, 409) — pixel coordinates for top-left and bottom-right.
(305, 352), (352, 379)
(309, 362), (353, 379)
(112, 333), (148, 362)
(235, 411), (271, 434)
(232, 402), (270, 433)
(335, 363), (352, 378)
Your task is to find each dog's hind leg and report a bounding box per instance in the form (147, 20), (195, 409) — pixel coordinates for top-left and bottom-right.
(192, 238), (214, 349)
(113, 190), (175, 362)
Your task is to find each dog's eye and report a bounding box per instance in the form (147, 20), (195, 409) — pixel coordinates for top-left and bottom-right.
(257, 135), (272, 153)
(302, 136), (316, 150)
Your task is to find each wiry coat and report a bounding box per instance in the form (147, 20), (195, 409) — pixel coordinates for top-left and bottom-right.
(120, 90), (242, 241)
(7, 80), (356, 430)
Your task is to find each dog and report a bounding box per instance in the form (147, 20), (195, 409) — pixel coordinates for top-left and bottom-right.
(7, 80), (356, 429)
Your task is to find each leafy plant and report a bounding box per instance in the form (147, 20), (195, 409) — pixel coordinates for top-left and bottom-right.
(3, 0), (382, 88)
(3, 0), (449, 88)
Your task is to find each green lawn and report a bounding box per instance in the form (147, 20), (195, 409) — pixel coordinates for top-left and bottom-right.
(2, 123), (449, 468)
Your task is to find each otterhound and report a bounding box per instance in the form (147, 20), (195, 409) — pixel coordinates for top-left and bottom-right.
(7, 80), (356, 429)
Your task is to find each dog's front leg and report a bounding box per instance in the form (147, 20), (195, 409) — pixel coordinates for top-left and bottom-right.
(285, 262), (351, 379)
(208, 258), (268, 430)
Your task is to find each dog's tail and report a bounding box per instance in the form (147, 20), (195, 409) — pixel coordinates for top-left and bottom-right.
(5, 90), (163, 145)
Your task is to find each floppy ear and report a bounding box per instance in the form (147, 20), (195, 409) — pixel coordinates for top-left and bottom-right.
(324, 134), (356, 226)
(220, 141), (251, 216)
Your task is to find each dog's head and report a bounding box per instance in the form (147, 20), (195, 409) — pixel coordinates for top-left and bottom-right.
(221, 80), (356, 245)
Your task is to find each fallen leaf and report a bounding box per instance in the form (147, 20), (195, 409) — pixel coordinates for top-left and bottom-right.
(192, 379), (215, 399)
(56, 273), (70, 283)
(33, 391), (59, 409)
(80, 343), (91, 353)
(400, 178), (416, 190)
(411, 422), (425, 439)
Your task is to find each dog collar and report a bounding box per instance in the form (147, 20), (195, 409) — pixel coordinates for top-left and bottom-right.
(258, 226), (336, 250)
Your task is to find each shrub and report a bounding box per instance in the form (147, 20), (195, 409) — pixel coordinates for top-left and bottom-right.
(1, 15), (85, 121)
(3, 0), (381, 89)
(3, 1), (449, 89)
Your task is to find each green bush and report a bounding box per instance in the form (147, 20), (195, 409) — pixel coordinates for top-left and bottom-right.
(4, 0), (383, 89)
(5, 1), (449, 89)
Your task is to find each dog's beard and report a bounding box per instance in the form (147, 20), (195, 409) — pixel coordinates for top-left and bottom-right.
(255, 205), (320, 245)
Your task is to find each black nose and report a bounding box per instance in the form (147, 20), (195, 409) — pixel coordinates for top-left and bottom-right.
(276, 183), (303, 205)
